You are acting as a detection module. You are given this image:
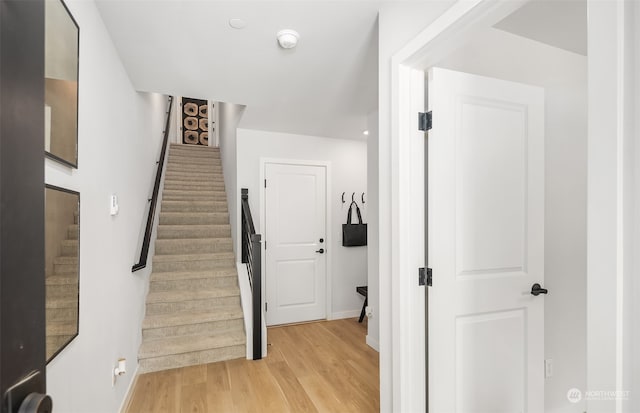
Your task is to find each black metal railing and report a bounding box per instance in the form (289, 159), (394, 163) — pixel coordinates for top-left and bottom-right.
(241, 188), (262, 360)
(132, 96), (174, 272)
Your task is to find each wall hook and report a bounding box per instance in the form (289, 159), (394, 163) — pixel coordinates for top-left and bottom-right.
(342, 192), (345, 204)
(352, 192), (355, 202)
(362, 192), (365, 204)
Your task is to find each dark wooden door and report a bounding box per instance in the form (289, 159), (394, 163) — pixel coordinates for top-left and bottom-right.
(0, 1), (50, 412)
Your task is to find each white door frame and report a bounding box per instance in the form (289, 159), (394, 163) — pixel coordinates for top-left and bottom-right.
(388, 1), (637, 412)
(259, 158), (332, 324)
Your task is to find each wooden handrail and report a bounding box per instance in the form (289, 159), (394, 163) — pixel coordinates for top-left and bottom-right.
(132, 96), (174, 272)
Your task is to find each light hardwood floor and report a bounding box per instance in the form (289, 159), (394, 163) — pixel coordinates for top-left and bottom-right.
(125, 318), (380, 413)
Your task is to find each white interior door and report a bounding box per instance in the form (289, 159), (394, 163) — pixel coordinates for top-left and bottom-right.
(265, 163), (327, 326)
(428, 67), (545, 413)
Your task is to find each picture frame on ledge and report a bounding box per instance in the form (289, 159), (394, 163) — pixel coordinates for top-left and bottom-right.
(44, 0), (79, 169)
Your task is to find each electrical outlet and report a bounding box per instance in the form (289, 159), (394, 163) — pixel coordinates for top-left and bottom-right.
(544, 359), (553, 378)
(365, 306), (373, 319)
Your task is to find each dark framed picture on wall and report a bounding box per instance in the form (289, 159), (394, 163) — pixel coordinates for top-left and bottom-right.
(44, 0), (79, 168)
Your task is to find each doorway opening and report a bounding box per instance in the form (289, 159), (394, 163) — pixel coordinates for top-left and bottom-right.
(390, 0), (588, 411)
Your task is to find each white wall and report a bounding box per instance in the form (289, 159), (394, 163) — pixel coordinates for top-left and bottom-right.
(632, 5), (640, 411)
(43, 1), (166, 412)
(236, 128), (368, 319)
(377, 2), (454, 410)
(438, 27), (587, 412)
(218, 102), (245, 260)
(366, 110), (380, 351)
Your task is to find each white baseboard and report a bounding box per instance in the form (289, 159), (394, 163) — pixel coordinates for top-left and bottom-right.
(118, 364), (140, 413)
(366, 335), (380, 352)
(330, 310), (361, 320)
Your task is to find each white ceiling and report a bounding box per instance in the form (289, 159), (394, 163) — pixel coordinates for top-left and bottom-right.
(95, 1), (383, 140)
(493, 0), (587, 56)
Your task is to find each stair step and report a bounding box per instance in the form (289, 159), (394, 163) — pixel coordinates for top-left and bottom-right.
(161, 194), (228, 202)
(150, 268), (236, 282)
(166, 164), (223, 172)
(46, 274), (78, 285)
(146, 287), (240, 304)
(46, 284), (78, 299)
(155, 238), (232, 255)
(159, 212), (229, 225)
(170, 143), (219, 152)
(157, 224), (230, 239)
(145, 288), (240, 315)
(169, 148), (220, 156)
(163, 182), (225, 192)
(168, 157), (221, 166)
(161, 200), (227, 213)
(67, 225), (79, 240)
(164, 172), (225, 181)
(152, 252), (235, 272)
(138, 331), (245, 373)
(46, 296), (77, 309)
(46, 320), (77, 335)
(150, 274), (238, 292)
(46, 307), (78, 322)
(60, 239), (79, 256)
(142, 307), (243, 338)
(53, 256), (78, 275)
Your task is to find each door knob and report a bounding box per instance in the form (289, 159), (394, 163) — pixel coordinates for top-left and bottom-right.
(530, 283), (548, 296)
(315, 248), (325, 254)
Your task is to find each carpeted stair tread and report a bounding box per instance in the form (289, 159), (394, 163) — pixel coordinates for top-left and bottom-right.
(142, 307), (243, 329)
(46, 274), (79, 285)
(139, 330), (244, 359)
(150, 268), (236, 282)
(153, 252), (234, 262)
(157, 224), (230, 239)
(155, 238), (233, 254)
(146, 287), (240, 304)
(159, 212), (229, 225)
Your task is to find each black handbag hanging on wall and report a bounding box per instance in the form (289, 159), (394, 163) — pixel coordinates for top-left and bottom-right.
(342, 201), (367, 247)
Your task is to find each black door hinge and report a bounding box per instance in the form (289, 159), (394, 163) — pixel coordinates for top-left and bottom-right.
(264, 179), (267, 188)
(419, 267), (433, 286)
(418, 111), (432, 131)
(265, 302), (268, 312)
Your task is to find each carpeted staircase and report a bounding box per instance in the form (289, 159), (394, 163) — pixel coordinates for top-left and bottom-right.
(138, 143), (245, 373)
(46, 211), (80, 360)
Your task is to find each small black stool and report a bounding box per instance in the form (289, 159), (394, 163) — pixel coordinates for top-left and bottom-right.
(356, 286), (368, 323)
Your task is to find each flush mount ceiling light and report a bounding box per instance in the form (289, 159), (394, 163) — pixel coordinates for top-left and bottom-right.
(363, 130), (369, 136)
(277, 29), (300, 49)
